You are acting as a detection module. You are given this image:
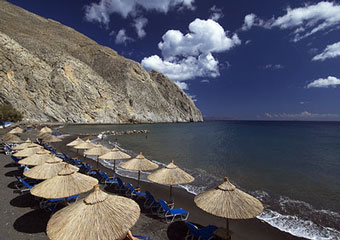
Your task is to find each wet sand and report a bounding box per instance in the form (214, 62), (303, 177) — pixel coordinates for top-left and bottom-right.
(0, 128), (306, 240)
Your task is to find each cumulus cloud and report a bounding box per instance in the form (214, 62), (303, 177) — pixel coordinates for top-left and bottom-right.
(242, 2), (340, 41)
(306, 76), (340, 88)
(312, 41), (340, 61)
(209, 5), (224, 21)
(114, 29), (133, 44)
(133, 17), (148, 38)
(175, 81), (188, 90)
(263, 64), (284, 70)
(264, 111), (340, 120)
(142, 18), (241, 83)
(201, 79), (210, 83)
(84, 0), (195, 25)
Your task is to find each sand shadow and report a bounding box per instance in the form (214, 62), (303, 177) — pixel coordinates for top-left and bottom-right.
(5, 169), (22, 177)
(4, 162), (17, 168)
(10, 193), (38, 208)
(167, 221), (188, 240)
(7, 180), (19, 189)
(13, 209), (51, 233)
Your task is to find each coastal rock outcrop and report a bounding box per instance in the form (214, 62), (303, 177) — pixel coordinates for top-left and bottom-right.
(0, 0), (202, 123)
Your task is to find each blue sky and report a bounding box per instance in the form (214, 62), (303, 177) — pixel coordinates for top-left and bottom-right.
(8, 0), (340, 120)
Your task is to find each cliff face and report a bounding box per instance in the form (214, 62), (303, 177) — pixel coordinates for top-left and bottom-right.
(0, 0), (202, 123)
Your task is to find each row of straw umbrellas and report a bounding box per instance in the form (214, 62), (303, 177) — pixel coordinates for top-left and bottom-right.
(4, 126), (264, 239)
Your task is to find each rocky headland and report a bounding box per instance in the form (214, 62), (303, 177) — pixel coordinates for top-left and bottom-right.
(0, 0), (202, 123)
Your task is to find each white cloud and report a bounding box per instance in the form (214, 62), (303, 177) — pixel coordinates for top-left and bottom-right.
(115, 29), (133, 44)
(175, 81), (188, 90)
(133, 17), (148, 38)
(312, 41), (340, 61)
(263, 64), (284, 70)
(307, 76), (340, 88)
(264, 111), (340, 120)
(201, 79), (210, 83)
(84, 0), (195, 25)
(141, 18), (240, 83)
(242, 2), (340, 41)
(209, 5), (224, 21)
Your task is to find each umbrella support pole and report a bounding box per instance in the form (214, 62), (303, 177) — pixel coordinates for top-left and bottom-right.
(169, 185), (174, 205)
(137, 171), (141, 188)
(96, 156), (98, 169)
(113, 160), (116, 176)
(226, 218), (230, 240)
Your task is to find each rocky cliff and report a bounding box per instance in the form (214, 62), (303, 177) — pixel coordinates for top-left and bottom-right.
(0, 0), (202, 123)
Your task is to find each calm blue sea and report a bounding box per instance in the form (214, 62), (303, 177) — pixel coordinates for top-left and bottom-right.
(61, 121), (340, 239)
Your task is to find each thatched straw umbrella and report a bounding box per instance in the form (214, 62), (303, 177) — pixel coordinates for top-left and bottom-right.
(98, 146), (131, 174)
(73, 139), (95, 153)
(84, 144), (110, 169)
(13, 146), (43, 158)
(66, 137), (84, 147)
(147, 161), (194, 203)
(46, 185), (140, 240)
(2, 133), (23, 143)
(8, 126), (24, 134)
(120, 152), (158, 187)
(30, 164), (98, 199)
(40, 126), (53, 133)
(194, 177), (264, 237)
(12, 140), (40, 151)
(42, 134), (61, 143)
(24, 159), (78, 180)
(18, 153), (56, 166)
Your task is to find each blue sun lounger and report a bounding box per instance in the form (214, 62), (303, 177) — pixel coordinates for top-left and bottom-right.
(185, 221), (218, 240)
(126, 183), (147, 199)
(144, 191), (161, 212)
(158, 199), (189, 223)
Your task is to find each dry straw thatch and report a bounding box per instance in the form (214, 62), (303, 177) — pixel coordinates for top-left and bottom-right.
(8, 127), (24, 134)
(147, 161), (194, 185)
(2, 133), (22, 143)
(40, 126), (53, 133)
(42, 134), (61, 143)
(46, 185), (140, 240)
(194, 177), (264, 219)
(12, 142), (40, 151)
(84, 144), (110, 156)
(66, 137), (84, 147)
(24, 160), (78, 180)
(120, 152), (158, 186)
(37, 132), (51, 138)
(98, 146), (131, 160)
(73, 139), (95, 150)
(30, 164), (98, 199)
(13, 146), (43, 157)
(18, 153), (56, 166)
(120, 152), (158, 171)
(99, 146), (131, 172)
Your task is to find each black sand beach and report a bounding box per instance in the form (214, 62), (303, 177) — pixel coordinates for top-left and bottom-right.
(0, 128), (306, 240)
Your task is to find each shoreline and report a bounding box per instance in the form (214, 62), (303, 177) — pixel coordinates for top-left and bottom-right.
(53, 134), (306, 240)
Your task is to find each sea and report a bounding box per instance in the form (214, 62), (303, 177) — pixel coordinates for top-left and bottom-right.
(60, 120), (340, 240)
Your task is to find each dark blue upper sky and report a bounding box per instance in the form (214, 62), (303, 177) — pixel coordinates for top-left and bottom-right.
(8, 0), (340, 120)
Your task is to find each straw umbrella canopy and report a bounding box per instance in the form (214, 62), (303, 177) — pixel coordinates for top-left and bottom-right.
(98, 146), (131, 174)
(194, 177), (264, 236)
(42, 134), (61, 143)
(8, 127), (24, 134)
(120, 152), (158, 187)
(46, 185), (140, 240)
(66, 137), (84, 147)
(37, 131), (51, 138)
(40, 126), (53, 133)
(24, 159), (79, 180)
(30, 164), (98, 199)
(147, 160), (194, 203)
(2, 133), (23, 143)
(12, 140), (40, 151)
(74, 139), (95, 150)
(18, 153), (57, 166)
(84, 144), (110, 169)
(13, 146), (43, 157)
